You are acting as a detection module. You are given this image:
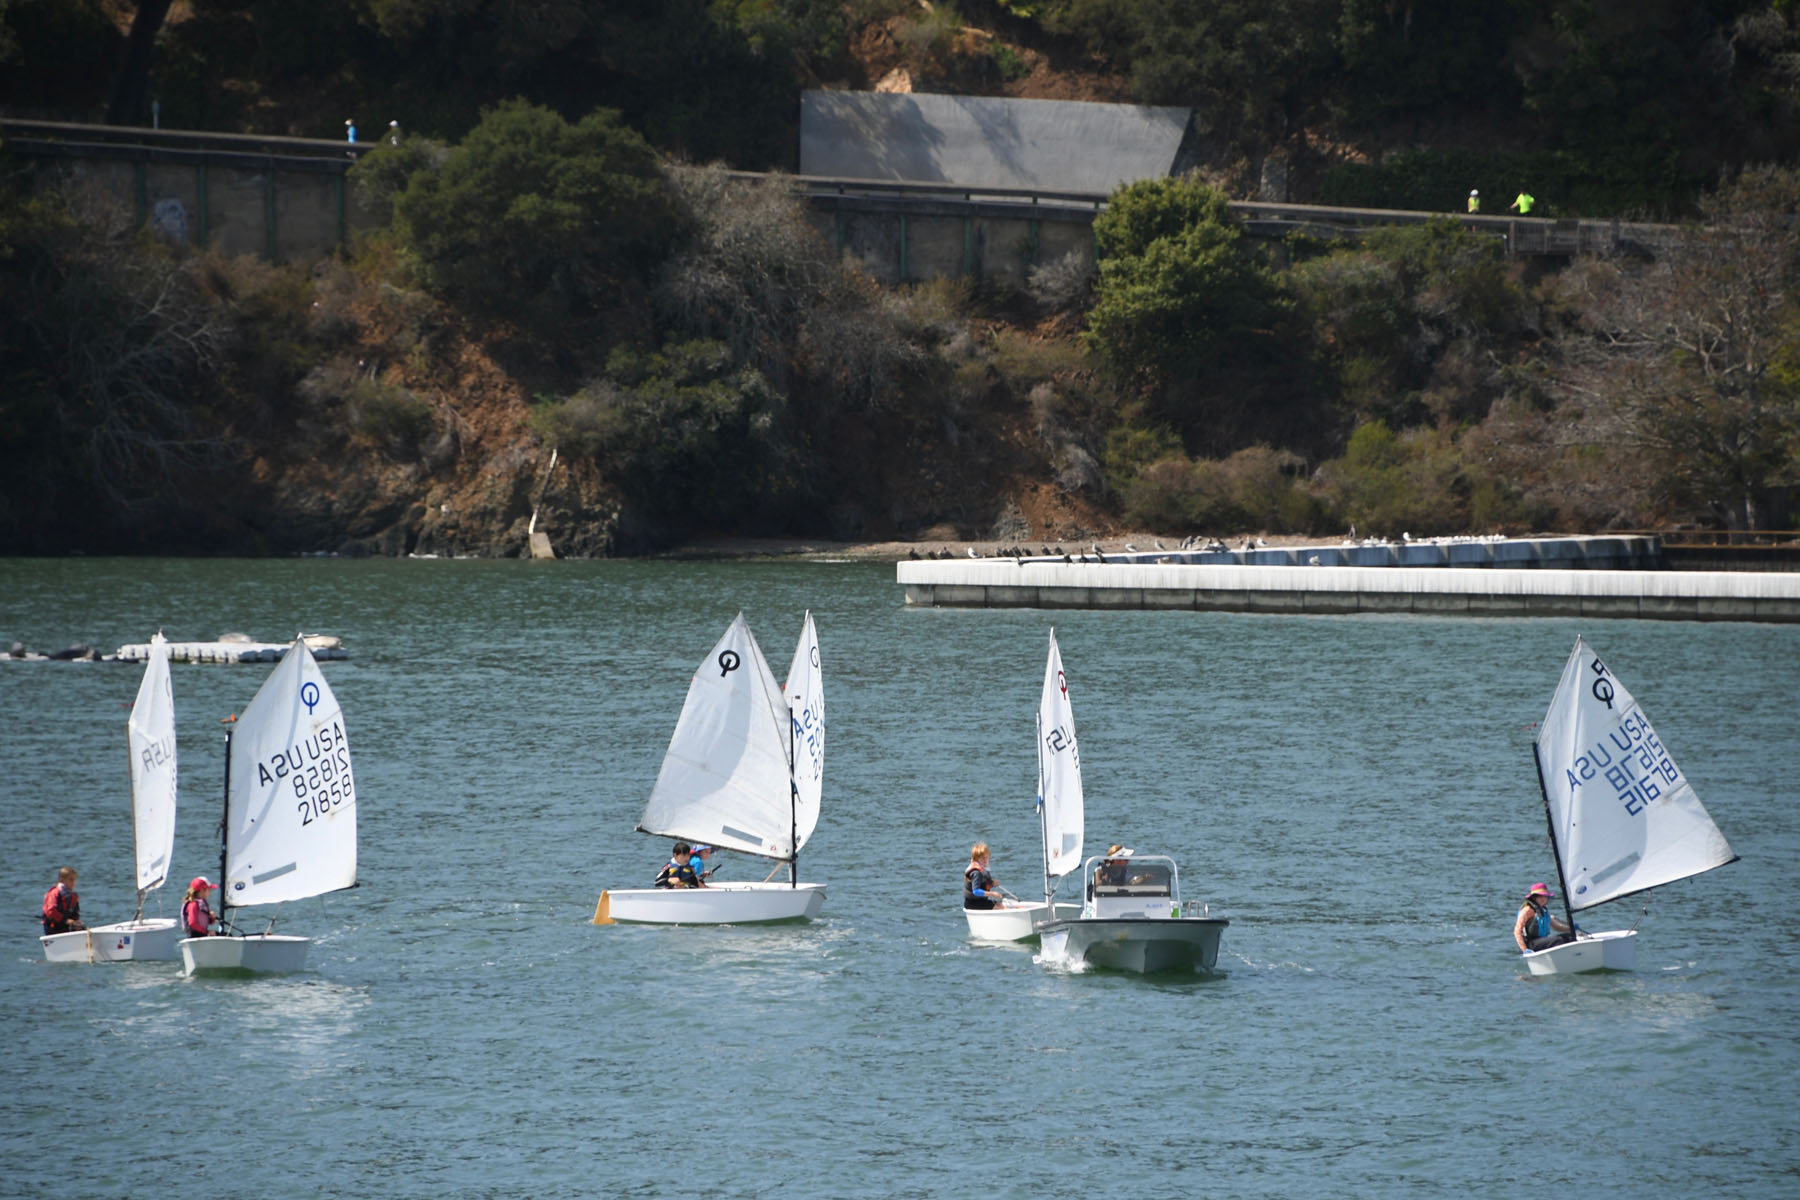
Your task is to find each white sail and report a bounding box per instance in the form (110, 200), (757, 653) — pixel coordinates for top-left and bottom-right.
(1038, 630), (1084, 881)
(126, 632), (177, 895)
(1535, 637), (1735, 912)
(224, 639), (358, 909)
(638, 614), (798, 860)
(785, 610), (824, 852)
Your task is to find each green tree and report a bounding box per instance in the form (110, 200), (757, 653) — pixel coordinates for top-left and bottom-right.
(391, 99), (689, 331)
(1504, 1), (1800, 213)
(0, 0), (120, 116)
(1315, 421), (1470, 536)
(536, 339), (794, 534)
(1287, 219), (1525, 431)
(1084, 176), (1297, 455)
(1335, 0), (1520, 126)
(1086, 178), (1275, 383)
(1040, 0), (1335, 150)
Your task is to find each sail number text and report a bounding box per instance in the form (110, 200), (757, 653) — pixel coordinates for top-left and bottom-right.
(1561, 709), (1681, 816)
(792, 700), (822, 769)
(253, 721), (356, 826)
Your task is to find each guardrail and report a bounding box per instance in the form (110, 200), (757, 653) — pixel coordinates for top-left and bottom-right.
(4, 118), (1679, 263)
(1, 117), (371, 172)
(768, 173), (1675, 257)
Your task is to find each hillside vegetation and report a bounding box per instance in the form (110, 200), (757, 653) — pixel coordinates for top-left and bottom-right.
(2, 1), (1798, 554)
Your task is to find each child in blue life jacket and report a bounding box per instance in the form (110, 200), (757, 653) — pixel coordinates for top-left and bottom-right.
(655, 843), (702, 888)
(1514, 882), (1573, 952)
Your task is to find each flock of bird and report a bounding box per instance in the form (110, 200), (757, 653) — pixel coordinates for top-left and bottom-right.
(905, 535), (1273, 564)
(903, 531), (1516, 564)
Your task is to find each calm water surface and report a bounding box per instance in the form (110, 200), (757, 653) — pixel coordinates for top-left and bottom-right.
(2, 558), (1797, 1198)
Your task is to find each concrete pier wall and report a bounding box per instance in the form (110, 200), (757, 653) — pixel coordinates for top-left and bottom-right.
(896, 561), (1800, 624)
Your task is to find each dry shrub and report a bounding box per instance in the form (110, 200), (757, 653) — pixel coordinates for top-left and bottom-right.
(1026, 250), (1095, 315)
(1121, 446), (1312, 533)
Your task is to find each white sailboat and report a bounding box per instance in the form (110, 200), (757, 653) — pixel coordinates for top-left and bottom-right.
(1030, 637), (1229, 974)
(1522, 636), (1737, 975)
(42, 633), (184, 963)
(179, 638), (359, 975)
(964, 629), (1083, 941)
(593, 612), (826, 925)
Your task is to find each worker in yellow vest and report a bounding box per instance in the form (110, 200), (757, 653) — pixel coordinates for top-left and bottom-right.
(1467, 189), (1480, 213)
(1509, 190), (1535, 214)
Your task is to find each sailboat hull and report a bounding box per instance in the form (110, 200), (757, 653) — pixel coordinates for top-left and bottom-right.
(1522, 928), (1638, 975)
(180, 934), (311, 975)
(594, 882), (826, 925)
(1039, 917), (1229, 974)
(964, 901), (1080, 942)
(40, 918), (183, 963)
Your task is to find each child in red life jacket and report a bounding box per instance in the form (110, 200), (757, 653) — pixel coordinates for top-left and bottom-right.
(183, 877), (220, 937)
(41, 866), (85, 935)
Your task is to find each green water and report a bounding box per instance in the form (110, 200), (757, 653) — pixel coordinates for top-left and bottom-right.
(3, 558), (1797, 1197)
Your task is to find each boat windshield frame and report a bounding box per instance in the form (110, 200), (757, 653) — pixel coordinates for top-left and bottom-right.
(1081, 853), (1181, 903)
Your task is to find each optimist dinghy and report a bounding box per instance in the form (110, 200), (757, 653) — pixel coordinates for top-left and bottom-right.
(964, 629), (1082, 941)
(179, 638), (359, 975)
(1521, 637), (1737, 976)
(594, 612), (826, 925)
(1015, 639), (1227, 974)
(42, 633), (184, 963)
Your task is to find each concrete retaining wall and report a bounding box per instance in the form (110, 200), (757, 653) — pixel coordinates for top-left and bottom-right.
(896, 561), (1800, 623)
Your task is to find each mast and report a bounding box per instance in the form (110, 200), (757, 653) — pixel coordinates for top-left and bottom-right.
(1530, 740), (1578, 937)
(789, 700), (798, 889)
(218, 721), (232, 923)
(1037, 705), (1051, 907)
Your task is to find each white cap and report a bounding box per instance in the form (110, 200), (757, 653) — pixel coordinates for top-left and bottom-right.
(1470, 189), (1478, 195)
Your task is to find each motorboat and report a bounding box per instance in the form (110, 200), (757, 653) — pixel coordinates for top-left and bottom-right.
(1038, 853), (1228, 974)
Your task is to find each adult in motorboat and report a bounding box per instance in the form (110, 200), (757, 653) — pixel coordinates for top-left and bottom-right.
(1037, 849), (1229, 975)
(182, 877), (221, 938)
(1519, 636), (1737, 976)
(41, 866), (86, 936)
(1095, 845), (1130, 886)
(1512, 883), (1573, 954)
(593, 612), (827, 926)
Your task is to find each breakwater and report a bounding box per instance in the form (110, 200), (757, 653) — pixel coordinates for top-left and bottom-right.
(897, 552), (1800, 623)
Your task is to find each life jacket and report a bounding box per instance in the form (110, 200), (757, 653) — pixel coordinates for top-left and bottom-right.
(1522, 902), (1551, 942)
(654, 858), (699, 889)
(41, 884), (80, 934)
(183, 897), (215, 937)
(963, 864), (996, 910)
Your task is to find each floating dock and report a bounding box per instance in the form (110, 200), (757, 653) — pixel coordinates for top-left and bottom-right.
(897, 556), (1800, 623)
(114, 636), (348, 664)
